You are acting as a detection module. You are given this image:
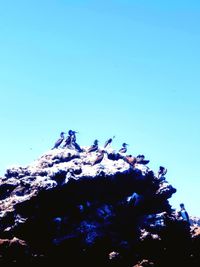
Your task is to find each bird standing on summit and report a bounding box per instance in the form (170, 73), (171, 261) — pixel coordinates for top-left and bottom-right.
(158, 166), (167, 178)
(135, 154), (150, 165)
(178, 203), (190, 225)
(62, 130), (77, 149)
(68, 130), (83, 152)
(104, 136), (115, 148)
(52, 132), (65, 149)
(119, 143), (128, 153)
(69, 130), (78, 144)
(62, 130), (73, 148)
(124, 155), (137, 167)
(87, 139), (99, 153)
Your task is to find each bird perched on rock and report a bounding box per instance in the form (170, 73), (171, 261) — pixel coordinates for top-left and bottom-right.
(52, 132), (65, 149)
(69, 130), (83, 152)
(124, 155), (137, 166)
(73, 142), (83, 152)
(158, 166), (167, 178)
(69, 130), (78, 143)
(87, 139), (99, 153)
(178, 203), (190, 224)
(136, 155), (145, 162)
(119, 143), (128, 153)
(92, 150), (105, 165)
(62, 130), (78, 149)
(62, 135), (71, 148)
(104, 136), (115, 148)
(136, 155), (150, 165)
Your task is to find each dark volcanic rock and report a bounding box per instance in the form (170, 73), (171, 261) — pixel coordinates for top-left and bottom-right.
(0, 146), (198, 266)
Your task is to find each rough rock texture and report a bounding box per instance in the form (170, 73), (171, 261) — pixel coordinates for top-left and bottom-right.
(0, 146), (199, 266)
(190, 216), (200, 227)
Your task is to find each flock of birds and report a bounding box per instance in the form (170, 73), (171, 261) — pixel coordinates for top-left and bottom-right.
(52, 131), (128, 154)
(51, 130), (167, 176)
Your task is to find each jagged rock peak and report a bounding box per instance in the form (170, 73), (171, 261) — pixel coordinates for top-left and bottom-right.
(0, 144), (178, 266)
(0, 146), (175, 217)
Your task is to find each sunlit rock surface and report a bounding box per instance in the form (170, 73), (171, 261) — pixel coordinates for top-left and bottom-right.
(0, 145), (199, 266)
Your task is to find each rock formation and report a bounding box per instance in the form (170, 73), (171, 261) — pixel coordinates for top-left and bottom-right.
(0, 144), (199, 266)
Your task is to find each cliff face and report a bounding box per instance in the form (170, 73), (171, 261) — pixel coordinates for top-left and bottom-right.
(0, 145), (199, 266)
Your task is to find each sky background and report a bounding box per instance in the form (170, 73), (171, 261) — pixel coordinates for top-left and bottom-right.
(0, 0), (199, 216)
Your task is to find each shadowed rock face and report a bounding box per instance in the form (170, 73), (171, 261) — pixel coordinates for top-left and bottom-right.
(0, 147), (199, 266)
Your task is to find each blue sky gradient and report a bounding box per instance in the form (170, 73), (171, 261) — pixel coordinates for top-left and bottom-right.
(0, 0), (200, 216)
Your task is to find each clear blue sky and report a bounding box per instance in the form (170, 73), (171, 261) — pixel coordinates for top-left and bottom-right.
(0, 0), (199, 216)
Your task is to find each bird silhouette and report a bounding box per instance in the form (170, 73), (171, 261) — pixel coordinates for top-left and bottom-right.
(136, 155), (150, 165)
(52, 132), (65, 149)
(62, 130), (78, 149)
(87, 139), (99, 153)
(92, 150), (105, 165)
(69, 130), (78, 143)
(124, 155), (137, 166)
(62, 135), (71, 148)
(158, 166), (167, 178)
(119, 143), (128, 153)
(104, 136), (115, 148)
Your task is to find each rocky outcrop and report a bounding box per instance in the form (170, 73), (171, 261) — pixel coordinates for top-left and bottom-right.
(0, 145), (199, 266)
(190, 216), (200, 227)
